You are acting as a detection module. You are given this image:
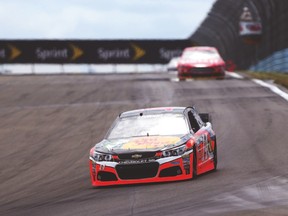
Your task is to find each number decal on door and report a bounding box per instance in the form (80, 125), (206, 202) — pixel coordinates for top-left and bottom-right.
(201, 133), (212, 161)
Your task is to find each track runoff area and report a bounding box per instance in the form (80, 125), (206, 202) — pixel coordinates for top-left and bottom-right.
(0, 71), (288, 216)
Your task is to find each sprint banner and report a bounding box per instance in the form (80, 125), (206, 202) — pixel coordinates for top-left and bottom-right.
(0, 40), (193, 64)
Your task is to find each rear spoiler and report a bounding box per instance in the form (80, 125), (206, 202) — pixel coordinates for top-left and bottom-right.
(199, 113), (212, 124)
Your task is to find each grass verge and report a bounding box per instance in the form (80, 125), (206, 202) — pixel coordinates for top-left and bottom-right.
(243, 71), (288, 89)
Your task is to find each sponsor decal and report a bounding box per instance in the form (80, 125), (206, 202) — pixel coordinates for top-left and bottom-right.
(170, 161), (180, 165)
(196, 133), (213, 162)
(69, 44), (83, 60)
(239, 6), (262, 37)
(36, 47), (68, 61)
(0, 40), (190, 63)
(159, 48), (183, 61)
(182, 157), (190, 166)
(97, 48), (130, 61)
(35, 44), (83, 61)
(131, 43), (145, 60)
(207, 139), (212, 153)
(0, 44), (22, 60)
(119, 159), (154, 164)
(8, 45), (21, 60)
(122, 136), (181, 150)
(182, 154), (190, 159)
(239, 21), (262, 36)
(131, 154), (142, 159)
(97, 43), (145, 61)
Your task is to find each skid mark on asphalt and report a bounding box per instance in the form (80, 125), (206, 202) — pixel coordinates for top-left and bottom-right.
(203, 175), (288, 214)
(170, 72), (241, 82)
(170, 77), (195, 82)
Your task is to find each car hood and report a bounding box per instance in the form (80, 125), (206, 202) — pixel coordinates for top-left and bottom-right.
(94, 135), (190, 154)
(179, 58), (225, 67)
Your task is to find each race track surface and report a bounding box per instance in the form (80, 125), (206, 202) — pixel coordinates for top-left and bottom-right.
(0, 73), (288, 216)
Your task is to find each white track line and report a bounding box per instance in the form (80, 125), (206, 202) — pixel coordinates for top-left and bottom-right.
(253, 79), (288, 102)
(225, 71), (244, 79)
(170, 78), (194, 82)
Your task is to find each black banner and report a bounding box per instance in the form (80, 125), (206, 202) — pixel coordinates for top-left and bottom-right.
(0, 40), (193, 64)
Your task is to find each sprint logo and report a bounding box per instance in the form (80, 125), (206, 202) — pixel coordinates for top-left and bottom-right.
(8, 45), (21, 60)
(131, 43), (145, 61)
(159, 48), (183, 61)
(0, 44), (21, 60)
(97, 43), (146, 61)
(35, 44), (83, 61)
(69, 44), (83, 60)
(98, 48), (130, 61)
(36, 48), (68, 60)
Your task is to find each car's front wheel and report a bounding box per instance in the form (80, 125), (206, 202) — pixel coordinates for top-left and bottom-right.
(179, 77), (185, 81)
(192, 147), (198, 179)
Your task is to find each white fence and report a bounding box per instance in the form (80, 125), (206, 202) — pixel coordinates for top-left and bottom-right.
(0, 64), (168, 75)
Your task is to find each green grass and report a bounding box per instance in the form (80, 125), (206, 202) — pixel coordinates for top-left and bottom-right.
(243, 71), (288, 89)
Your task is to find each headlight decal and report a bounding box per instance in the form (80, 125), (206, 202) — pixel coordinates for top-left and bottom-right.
(92, 151), (114, 162)
(162, 142), (192, 158)
(162, 145), (186, 157)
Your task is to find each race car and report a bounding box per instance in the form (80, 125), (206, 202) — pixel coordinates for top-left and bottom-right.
(167, 57), (180, 72)
(177, 46), (225, 80)
(89, 107), (217, 187)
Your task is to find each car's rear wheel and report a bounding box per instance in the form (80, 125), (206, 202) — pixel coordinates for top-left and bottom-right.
(216, 76), (225, 80)
(213, 139), (218, 171)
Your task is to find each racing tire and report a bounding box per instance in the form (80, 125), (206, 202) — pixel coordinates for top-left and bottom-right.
(192, 147), (198, 179)
(213, 139), (218, 171)
(216, 76), (225, 80)
(179, 77), (185, 81)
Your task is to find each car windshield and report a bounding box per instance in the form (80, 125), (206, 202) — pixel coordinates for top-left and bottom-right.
(107, 113), (189, 139)
(182, 50), (219, 60)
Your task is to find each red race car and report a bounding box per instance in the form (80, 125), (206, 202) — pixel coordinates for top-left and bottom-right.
(89, 107), (217, 187)
(177, 46), (225, 80)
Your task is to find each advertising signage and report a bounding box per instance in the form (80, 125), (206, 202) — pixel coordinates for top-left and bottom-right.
(239, 6), (262, 44)
(0, 40), (193, 64)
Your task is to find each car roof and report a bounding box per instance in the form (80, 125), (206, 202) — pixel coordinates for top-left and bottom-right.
(120, 107), (187, 118)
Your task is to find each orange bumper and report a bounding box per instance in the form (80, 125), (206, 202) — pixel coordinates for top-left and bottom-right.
(89, 153), (194, 187)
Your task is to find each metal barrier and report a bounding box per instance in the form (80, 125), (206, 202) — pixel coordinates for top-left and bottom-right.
(0, 39), (191, 74)
(0, 40), (192, 64)
(250, 48), (288, 73)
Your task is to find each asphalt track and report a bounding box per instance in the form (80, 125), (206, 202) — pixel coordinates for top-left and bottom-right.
(0, 72), (288, 216)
